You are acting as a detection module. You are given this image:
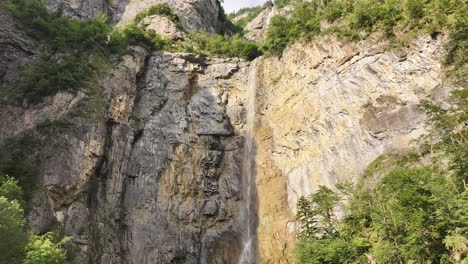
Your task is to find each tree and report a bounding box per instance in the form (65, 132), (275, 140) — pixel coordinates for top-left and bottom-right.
(23, 233), (70, 264)
(0, 174), (24, 205)
(0, 174), (71, 264)
(0, 197), (26, 264)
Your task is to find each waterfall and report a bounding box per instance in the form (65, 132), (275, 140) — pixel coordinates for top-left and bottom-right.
(239, 59), (258, 264)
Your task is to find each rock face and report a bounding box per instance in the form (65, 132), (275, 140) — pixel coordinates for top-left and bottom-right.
(0, 1), (453, 263)
(139, 15), (185, 40)
(244, 7), (275, 43)
(0, 46), (251, 263)
(88, 52), (249, 264)
(0, 10), (36, 90)
(40, 0), (223, 33)
(253, 34), (450, 263)
(43, 0), (107, 19)
(116, 0), (224, 33)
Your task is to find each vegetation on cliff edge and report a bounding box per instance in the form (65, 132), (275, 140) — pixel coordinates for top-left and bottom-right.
(2, 0), (261, 104)
(263, 0), (467, 82)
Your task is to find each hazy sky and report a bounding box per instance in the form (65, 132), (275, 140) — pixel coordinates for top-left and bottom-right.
(222, 0), (270, 13)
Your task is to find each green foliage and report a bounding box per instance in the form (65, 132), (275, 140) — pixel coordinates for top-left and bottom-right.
(262, 15), (292, 55)
(0, 176), (27, 263)
(297, 88), (468, 263)
(228, 1), (274, 30)
(0, 197), (26, 264)
(0, 136), (40, 204)
(23, 233), (71, 264)
(444, 4), (468, 85)
(3, 0), (113, 103)
(421, 89), (468, 184)
(274, 0), (292, 8)
(178, 31), (262, 60)
(263, 0), (468, 63)
(0, 175), (70, 264)
(296, 186), (343, 239)
(297, 237), (366, 264)
(134, 3), (179, 25)
(121, 23), (171, 50)
(404, 0), (426, 20)
(0, 174), (24, 206)
(3, 0), (174, 104)
(12, 55), (99, 103)
(296, 168), (467, 263)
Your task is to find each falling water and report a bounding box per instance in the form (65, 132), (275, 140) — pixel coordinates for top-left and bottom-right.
(238, 59), (258, 264)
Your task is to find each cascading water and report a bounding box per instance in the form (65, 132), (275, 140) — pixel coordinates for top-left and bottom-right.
(238, 59), (258, 264)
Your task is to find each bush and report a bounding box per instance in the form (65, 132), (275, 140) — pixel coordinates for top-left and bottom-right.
(297, 238), (362, 264)
(263, 0), (467, 62)
(4, 0), (174, 104)
(4, 0), (114, 103)
(0, 177), (27, 264)
(23, 233), (70, 264)
(0, 174), (70, 264)
(0, 136), (40, 204)
(274, 0), (292, 8)
(0, 174), (24, 206)
(134, 3), (179, 25)
(183, 31), (262, 60)
(13, 55), (98, 103)
(262, 15), (292, 55)
(0, 197), (26, 264)
(404, 0), (425, 20)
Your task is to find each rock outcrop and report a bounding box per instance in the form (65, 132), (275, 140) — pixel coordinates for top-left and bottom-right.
(39, 0), (224, 33)
(244, 7), (275, 43)
(139, 15), (185, 40)
(116, 0), (224, 33)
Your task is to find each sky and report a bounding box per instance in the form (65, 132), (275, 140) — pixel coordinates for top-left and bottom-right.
(221, 0), (270, 14)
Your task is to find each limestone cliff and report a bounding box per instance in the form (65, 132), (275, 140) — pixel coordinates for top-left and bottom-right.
(252, 34), (450, 263)
(42, 0), (224, 33)
(0, 1), (454, 263)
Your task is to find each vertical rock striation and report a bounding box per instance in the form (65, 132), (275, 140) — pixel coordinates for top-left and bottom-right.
(91, 52), (247, 264)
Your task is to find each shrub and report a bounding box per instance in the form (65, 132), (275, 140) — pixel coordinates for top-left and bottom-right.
(12, 55), (98, 103)
(134, 3), (179, 25)
(0, 136), (40, 205)
(404, 0), (426, 20)
(0, 175), (27, 263)
(263, 0), (466, 63)
(0, 174), (70, 264)
(274, 0), (292, 8)
(4, 0), (173, 103)
(23, 233), (71, 264)
(262, 15), (292, 55)
(0, 197), (26, 264)
(0, 174), (24, 206)
(183, 31), (262, 60)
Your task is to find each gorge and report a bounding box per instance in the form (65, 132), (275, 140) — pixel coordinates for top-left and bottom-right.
(0, 0), (466, 263)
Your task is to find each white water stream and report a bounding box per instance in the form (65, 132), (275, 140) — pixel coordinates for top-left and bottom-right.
(238, 59), (258, 264)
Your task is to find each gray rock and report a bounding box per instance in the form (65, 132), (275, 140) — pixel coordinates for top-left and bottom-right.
(140, 15), (185, 40)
